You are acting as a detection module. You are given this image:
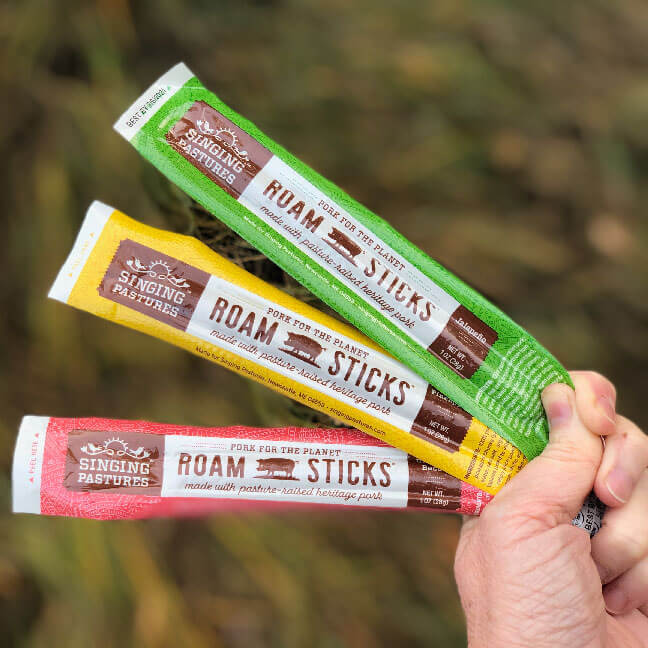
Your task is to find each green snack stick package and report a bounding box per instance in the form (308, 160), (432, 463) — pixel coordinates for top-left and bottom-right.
(114, 63), (571, 460)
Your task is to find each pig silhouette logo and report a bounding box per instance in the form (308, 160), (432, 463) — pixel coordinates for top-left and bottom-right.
(324, 227), (362, 266)
(279, 332), (325, 368)
(255, 457), (298, 480)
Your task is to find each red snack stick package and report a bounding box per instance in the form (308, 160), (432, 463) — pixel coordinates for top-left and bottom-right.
(12, 416), (603, 535)
(12, 416), (489, 520)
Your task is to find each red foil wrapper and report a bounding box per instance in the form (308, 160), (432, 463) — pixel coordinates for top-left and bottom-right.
(13, 416), (491, 520)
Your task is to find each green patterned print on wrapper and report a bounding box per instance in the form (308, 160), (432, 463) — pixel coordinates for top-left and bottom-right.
(114, 63), (572, 460)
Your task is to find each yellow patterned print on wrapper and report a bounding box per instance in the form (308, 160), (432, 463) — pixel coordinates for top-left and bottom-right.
(48, 202), (527, 494)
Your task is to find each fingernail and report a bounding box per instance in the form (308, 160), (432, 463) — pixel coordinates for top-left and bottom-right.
(605, 467), (631, 504)
(542, 387), (573, 430)
(604, 587), (627, 615)
(597, 395), (616, 426)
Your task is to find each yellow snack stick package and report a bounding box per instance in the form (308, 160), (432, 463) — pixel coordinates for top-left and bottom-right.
(49, 201), (527, 494)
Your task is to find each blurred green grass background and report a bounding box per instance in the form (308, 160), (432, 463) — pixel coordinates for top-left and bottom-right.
(1, 1), (648, 646)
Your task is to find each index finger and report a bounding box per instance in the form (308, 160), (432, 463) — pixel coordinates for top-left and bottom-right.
(570, 371), (617, 437)
(594, 415), (648, 507)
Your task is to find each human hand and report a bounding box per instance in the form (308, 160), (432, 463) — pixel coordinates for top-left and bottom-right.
(454, 371), (648, 647)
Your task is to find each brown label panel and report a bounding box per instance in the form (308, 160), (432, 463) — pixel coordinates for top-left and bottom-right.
(64, 429), (164, 495)
(410, 385), (471, 452)
(99, 239), (209, 331)
(166, 100), (273, 199)
(407, 457), (462, 510)
(428, 305), (498, 379)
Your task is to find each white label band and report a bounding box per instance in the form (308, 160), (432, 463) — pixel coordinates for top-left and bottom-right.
(187, 275), (429, 433)
(239, 156), (460, 348)
(162, 435), (410, 507)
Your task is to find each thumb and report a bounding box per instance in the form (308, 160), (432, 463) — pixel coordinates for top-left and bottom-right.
(496, 383), (603, 525)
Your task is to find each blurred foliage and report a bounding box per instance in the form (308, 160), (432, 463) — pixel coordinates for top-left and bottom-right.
(1, 0), (648, 646)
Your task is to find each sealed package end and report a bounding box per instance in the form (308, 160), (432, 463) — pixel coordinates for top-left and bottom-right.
(114, 63), (572, 459)
(12, 416), (491, 520)
(48, 201), (528, 494)
(12, 416), (602, 535)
